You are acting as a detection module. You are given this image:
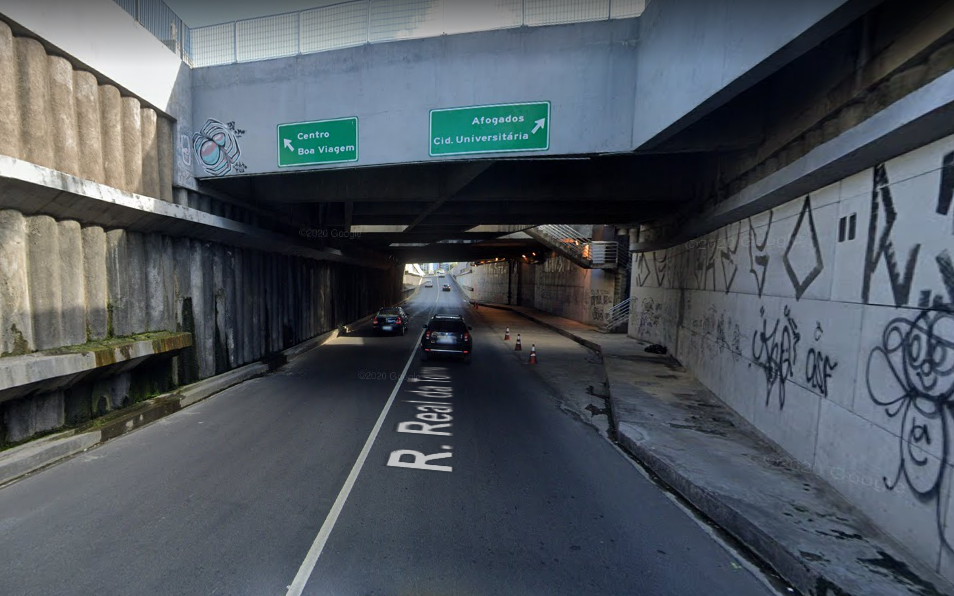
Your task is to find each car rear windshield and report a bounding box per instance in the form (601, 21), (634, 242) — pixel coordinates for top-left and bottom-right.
(428, 321), (465, 332)
(378, 309), (401, 315)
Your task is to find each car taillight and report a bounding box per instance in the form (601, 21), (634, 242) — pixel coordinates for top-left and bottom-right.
(463, 333), (470, 341)
(396, 317), (402, 324)
(425, 331), (431, 339)
(373, 319), (379, 325)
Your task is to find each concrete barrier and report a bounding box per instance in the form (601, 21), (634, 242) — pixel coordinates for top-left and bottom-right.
(140, 107), (160, 199)
(99, 84), (124, 190)
(27, 215), (63, 350)
(74, 71), (105, 184)
(17, 38), (53, 169)
(0, 210), (33, 355)
(48, 56), (79, 178)
(0, 22), (20, 160)
(81, 226), (108, 341)
(121, 97), (142, 195)
(57, 220), (85, 346)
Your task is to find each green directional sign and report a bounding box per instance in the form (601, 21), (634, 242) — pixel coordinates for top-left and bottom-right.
(277, 117), (358, 167)
(429, 101), (550, 157)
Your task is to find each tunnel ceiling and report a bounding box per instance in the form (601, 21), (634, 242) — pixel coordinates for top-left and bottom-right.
(199, 152), (707, 262)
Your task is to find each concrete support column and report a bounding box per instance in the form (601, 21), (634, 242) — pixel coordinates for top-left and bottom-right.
(232, 248), (245, 365)
(0, 210), (33, 355)
(2, 392), (65, 443)
(144, 233), (168, 332)
(211, 244), (229, 373)
(16, 38), (53, 169)
(48, 56), (80, 177)
(224, 247), (237, 369)
(27, 215), (63, 350)
(57, 220), (86, 346)
(74, 71), (105, 184)
(0, 22), (21, 160)
(161, 236), (175, 331)
(121, 97), (142, 195)
(105, 230), (128, 337)
(157, 117), (174, 202)
(253, 252), (264, 358)
(190, 240), (214, 378)
(173, 188), (189, 208)
(125, 232), (147, 333)
(82, 226), (108, 341)
(140, 107), (160, 199)
(99, 85), (124, 190)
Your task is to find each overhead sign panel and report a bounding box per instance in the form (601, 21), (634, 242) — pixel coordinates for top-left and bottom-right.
(277, 117), (358, 167)
(429, 101), (550, 157)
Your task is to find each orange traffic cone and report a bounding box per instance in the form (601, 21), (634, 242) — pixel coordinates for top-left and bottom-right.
(528, 344), (537, 364)
(515, 334), (522, 351)
(504, 327), (511, 340)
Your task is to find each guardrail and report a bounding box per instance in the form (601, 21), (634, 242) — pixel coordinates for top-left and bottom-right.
(113, 0), (192, 61)
(187, 0), (646, 68)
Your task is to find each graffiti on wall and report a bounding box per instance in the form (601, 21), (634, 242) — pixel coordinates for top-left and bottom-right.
(589, 289), (614, 323)
(748, 213), (773, 298)
(635, 253), (651, 287)
(783, 195), (824, 300)
(862, 164), (919, 307)
(653, 249), (669, 287)
(752, 305), (801, 409)
(805, 323), (837, 398)
(720, 222), (741, 294)
(193, 119), (247, 177)
(866, 307), (954, 551)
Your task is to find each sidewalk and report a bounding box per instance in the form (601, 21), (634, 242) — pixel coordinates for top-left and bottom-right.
(478, 302), (954, 596)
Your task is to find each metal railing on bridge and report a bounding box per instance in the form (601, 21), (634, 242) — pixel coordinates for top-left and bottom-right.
(186, 0), (647, 68)
(602, 298), (630, 332)
(113, 0), (192, 61)
(527, 225), (628, 270)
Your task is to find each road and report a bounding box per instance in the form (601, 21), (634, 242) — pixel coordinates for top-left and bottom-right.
(0, 280), (776, 596)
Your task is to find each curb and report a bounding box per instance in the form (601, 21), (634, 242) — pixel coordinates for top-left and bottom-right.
(488, 305), (953, 596)
(0, 291), (420, 488)
(0, 360), (268, 487)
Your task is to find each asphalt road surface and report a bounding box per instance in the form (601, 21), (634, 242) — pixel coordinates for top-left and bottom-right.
(0, 280), (777, 596)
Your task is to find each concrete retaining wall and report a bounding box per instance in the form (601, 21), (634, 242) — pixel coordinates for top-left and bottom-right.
(629, 132), (954, 581)
(0, 20), (174, 201)
(0, 206), (400, 444)
(460, 254), (617, 326)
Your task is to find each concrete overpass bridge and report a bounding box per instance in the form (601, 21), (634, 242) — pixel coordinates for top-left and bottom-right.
(2, 0), (954, 594)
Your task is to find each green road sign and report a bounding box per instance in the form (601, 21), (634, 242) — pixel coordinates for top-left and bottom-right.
(429, 102), (550, 157)
(277, 117), (358, 167)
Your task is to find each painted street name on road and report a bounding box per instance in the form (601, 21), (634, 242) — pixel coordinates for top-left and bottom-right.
(429, 101), (550, 156)
(388, 371), (455, 472)
(277, 117), (358, 167)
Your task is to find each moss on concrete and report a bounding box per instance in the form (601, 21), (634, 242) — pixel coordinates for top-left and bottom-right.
(0, 324), (30, 357)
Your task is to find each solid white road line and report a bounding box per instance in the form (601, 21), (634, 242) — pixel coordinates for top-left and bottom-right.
(285, 292), (435, 596)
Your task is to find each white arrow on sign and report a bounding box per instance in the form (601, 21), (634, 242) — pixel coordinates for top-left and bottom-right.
(283, 138), (294, 152)
(531, 118), (546, 135)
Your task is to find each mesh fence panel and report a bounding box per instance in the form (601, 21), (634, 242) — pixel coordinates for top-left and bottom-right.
(185, 0), (643, 68)
(369, 0), (443, 43)
(190, 22), (236, 68)
(301, 1), (370, 53)
(443, 0), (522, 35)
(610, 0), (646, 18)
(114, 0), (137, 19)
(236, 13), (300, 62)
(525, 0), (610, 26)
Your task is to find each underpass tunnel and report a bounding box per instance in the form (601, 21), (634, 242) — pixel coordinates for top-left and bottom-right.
(3, 0), (954, 590)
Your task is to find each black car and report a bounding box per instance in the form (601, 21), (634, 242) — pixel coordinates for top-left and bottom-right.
(373, 307), (409, 335)
(421, 314), (472, 362)
(442, 284), (451, 291)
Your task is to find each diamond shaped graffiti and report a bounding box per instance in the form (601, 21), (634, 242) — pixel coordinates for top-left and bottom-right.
(783, 196), (824, 300)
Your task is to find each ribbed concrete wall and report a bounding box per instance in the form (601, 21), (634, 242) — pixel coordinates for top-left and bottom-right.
(0, 20), (173, 201)
(0, 205), (400, 443)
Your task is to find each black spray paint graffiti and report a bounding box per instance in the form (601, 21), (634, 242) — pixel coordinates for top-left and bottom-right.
(193, 119), (247, 177)
(938, 150), (954, 227)
(721, 222), (741, 294)
(635, 253), (651, 287)
(752, 305), (801, 409)
(653, 249), (668, 288)
(805, 324), (838, 398)
(783, 195), (824, 300)
(862, 164), (920, 307)
(866, 307), (954, 551)
(748, 213), (773, 298)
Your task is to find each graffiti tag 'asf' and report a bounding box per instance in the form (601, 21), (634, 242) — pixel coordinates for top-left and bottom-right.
(193, 119), (246, 176)
(752, 305), (801, 409)
(867, 307), (954, 551)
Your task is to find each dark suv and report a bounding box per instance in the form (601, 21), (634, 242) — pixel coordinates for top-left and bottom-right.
(373, 307), (409, 335)
(421, 314), (472, 362)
